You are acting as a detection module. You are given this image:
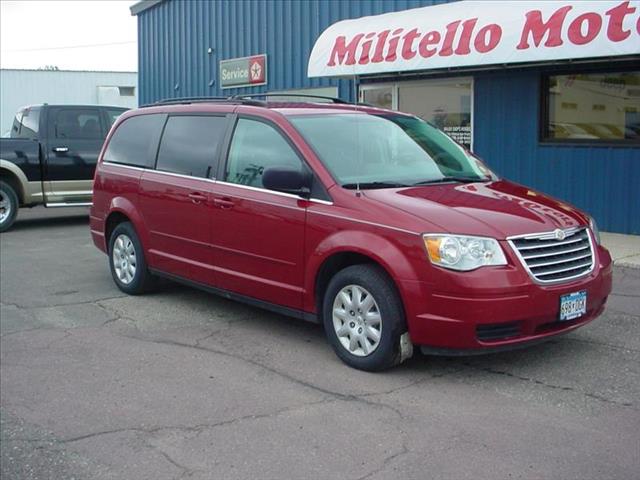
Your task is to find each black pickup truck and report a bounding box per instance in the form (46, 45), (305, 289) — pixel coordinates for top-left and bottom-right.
(0, 104), (128, 231)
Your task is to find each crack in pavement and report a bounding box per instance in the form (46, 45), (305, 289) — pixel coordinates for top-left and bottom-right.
(46, 398), (333, 445)
(141, 436), (202, 480)
(464, 363), (636, 409)
(566, 336), (640, 354)
(0, 295), (128, 311)
(115, 331), (410, 420)
(355, 442), (410, 480)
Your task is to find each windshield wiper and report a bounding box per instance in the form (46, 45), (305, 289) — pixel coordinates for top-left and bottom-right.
(342, 181), (411, 189)
(412, 176), (491, 186)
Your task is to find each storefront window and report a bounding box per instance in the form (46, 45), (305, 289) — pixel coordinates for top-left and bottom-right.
(398, 80), (472, 150)
(544, 71), (640, 143)
(359, 79), (473, 150)
(361, 85), (393, 110)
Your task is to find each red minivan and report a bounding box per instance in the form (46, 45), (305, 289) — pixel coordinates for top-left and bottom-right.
(90, 95), (612, 371)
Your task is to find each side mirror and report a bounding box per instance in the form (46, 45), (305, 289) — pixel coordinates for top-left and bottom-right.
(262, 166), (310, 198)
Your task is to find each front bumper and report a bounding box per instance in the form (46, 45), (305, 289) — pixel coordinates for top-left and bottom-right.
(400, 244), (613, 352)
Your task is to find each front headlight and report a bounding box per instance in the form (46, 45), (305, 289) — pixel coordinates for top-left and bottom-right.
(589, 216), (601, 245)
(423, 234), (507, 271)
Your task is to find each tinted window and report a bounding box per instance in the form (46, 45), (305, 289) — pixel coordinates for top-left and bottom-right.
(10, 107), (40, 139)
(544, 71), (640, 142)
(106, 108), (127, 128)
(156, 116), (228, 178)
(225, 118), (302, 188)
(103, 114), (165, 167)
(54, 108), (103, 139)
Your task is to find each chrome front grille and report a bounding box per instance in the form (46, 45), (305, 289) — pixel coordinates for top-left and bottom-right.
(509, 227), (594, 284)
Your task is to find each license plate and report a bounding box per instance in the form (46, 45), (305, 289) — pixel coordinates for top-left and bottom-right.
(559, 290), (587, 321)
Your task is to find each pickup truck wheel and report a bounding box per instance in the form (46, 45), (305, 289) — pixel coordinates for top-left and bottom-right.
(108, 222), (155, 294)
(322, 264), (407, 371)
(0, 180), (19, 233)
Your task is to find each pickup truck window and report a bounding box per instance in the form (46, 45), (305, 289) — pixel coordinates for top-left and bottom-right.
(106, 108), (127, 128)
(10, 107), (40, 139)
(103, 113), (165, 168)
(156, 115), (227, 178)
(55, 109), (102, 140)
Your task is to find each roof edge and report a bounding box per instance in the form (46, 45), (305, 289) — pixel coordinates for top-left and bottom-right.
(130, 0), (164, 16)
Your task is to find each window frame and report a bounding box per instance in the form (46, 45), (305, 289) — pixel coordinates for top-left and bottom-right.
(152, 113), (231, 179)
(539, 66), (640, 147)
(218, 114), (331, 202)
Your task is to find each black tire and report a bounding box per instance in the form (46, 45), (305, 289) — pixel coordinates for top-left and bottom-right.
(0, 180), (19, 233)
(322, 264), (408, 371)
(108, 221), (156, 294)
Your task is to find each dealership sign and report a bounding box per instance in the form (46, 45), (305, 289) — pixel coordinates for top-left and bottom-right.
(220, 54), (267, 89)
(308, 1), (640, 77)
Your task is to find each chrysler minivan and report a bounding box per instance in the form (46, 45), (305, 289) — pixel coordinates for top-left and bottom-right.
(90, 95), (612, 371)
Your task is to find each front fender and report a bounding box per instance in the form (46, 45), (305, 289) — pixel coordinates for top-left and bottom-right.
(304, 229), (422, 313)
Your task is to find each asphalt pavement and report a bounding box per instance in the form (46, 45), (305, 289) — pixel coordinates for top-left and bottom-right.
(1, 207), (639, 480)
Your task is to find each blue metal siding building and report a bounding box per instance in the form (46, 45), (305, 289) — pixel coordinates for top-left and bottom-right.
(133, 0), (639, 234)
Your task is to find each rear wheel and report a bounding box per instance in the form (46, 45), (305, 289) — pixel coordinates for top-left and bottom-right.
(322, 264), (409, 371)
(108, 221), (156, 294)
(0, 180), (19, 233)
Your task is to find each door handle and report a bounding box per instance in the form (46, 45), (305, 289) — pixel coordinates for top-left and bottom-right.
(188, 192), (207, 204)
(53, 146), (69, 153)
(213, 197), (234, 209)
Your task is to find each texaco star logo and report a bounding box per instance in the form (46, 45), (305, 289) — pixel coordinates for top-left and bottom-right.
(250, 61), (262, 81)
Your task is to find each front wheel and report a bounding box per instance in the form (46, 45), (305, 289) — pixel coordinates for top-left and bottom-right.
(0, 180), (19, 233)
(322, 264), (409, 371)
(108, 221), (156, 294)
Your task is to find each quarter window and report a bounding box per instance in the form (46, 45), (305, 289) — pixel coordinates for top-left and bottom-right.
(103, 114), (165, 167)
(225, 118), (302, 188)
(156, 116), (227, 178)
(543, 71), (640, 143)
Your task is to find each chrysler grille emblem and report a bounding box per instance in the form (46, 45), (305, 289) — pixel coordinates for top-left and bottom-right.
(554, 229), (566, 241)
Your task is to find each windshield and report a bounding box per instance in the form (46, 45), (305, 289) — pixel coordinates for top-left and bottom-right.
(289, 113), (494, 188)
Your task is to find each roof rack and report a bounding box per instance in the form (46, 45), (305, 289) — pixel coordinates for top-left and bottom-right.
(142, 93), (351, 108)
(142, 96), (265, 107)
(231, 93), (350, 104)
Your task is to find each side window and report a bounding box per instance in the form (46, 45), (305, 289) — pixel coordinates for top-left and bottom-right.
(54, 108), (102, 140)
(225, 118), (302, 188)
(155, 116), (228, 178)
(103, 114), (165, 167)
(106, 108), (127, 128)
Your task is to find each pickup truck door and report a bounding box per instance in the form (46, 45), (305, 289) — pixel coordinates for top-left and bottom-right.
(43, 106), (106, 205)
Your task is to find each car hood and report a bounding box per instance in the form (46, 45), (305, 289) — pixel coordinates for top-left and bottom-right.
(361, 180), (588, 239)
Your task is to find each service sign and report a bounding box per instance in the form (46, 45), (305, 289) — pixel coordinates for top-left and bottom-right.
(308, 1), (640, 77)
(220, 54), (267, 89)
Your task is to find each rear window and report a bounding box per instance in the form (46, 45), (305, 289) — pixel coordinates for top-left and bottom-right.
(10, 107), (40, 139)
(103, 114), (165, 168)
(155, 115), (228, 178)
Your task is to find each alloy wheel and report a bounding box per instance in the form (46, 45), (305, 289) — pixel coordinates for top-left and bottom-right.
(0, 191), (11, 224)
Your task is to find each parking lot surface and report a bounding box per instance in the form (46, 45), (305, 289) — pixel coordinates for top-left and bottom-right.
(1, 208), (639, 480)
